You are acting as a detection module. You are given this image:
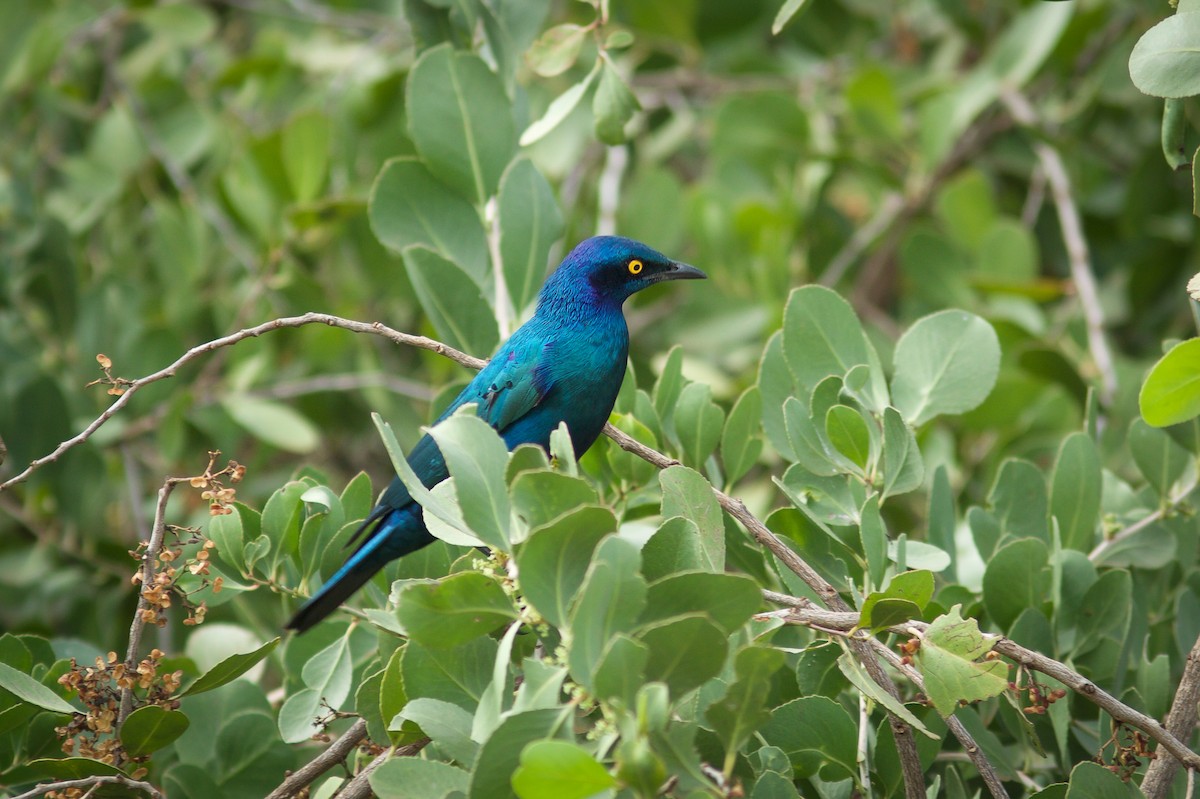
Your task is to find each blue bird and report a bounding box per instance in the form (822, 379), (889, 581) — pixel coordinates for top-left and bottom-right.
(286, 236), (705, 633)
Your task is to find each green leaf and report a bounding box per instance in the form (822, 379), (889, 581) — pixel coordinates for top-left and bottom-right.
(402, 637), (496, 712)
(640, 572), (762, 634)
(824, 404), (870, 471)
(659, 465), (724, 572)
(222, 395), (319, 454)
(406, 44), (515, 204)
(178, 637), (279, 697)
(513, 740), (617, 799)
(674, 382), (724, 469)
(591, 634), (648, 706)
(1072, 569), (1131, 658)
(721, 386), (763, 486)
(510, 471), (598, 531)
(368, 157), (488, 280)
(397, 698), (477, 766)
(278, 631), (353, 743)
(593, 58), (640, 145)
(468, 708), (568, 799)
(781, 286), (872, 400)
(835, 652), (938, 739)
(520, 60), (601, 146)
(1065, 761), (1143, 798)
(567, 536), (646, 691)
(121, 705), (190, 757)
(706, 647), (785, 761)
(638, 613), (729, 697)
(380, 647), (420, 747)
(425, 411), (513, 550)
(0, 661), (75, 714)
(526, 24), (589, 77)
(1049, 433), (1102, 552)
(22, 757), (127, 780)
(983, 538), (1049, 630)
(912, 606), (1009, 717)
(782, 397), (838, 476)
(516, 505), (614, 627)
(1129, 418), (1191, 498)
(371, 757), (470, 799)
(402, 246), (500, 358)
(991, 458), (1050, 544)
(641, 516), (704, 582)
(772, 0), (810, 35)
(281, 110), (329, 203)
(1140, 338), (1200, 426)
(759, 332), (797, 461)
(396, 572), (516, 648)
(1130, 13), (1200, 99)
(860, 570), (935, 631)
(890, 310), (1000, 425)
(859, 494), (888, 590)
(498, 158), (563, 314)
(760, 696), (857, 780)
(881, 406), (924, 499)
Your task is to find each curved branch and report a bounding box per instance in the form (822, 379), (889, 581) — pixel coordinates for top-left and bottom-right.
(11, 774), (163, 799)
(265, 719), (369, 799)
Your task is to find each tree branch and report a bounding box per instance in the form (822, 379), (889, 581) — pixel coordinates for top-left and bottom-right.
(1001, 88), (1117, 405)
(264, 719), (369, 799)
(1136, 631), (1200, 799)
(10, 775), (163, 799)
(118, 475), (186, 727)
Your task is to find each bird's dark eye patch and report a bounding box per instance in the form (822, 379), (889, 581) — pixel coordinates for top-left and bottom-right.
(628, 259), (643, 275)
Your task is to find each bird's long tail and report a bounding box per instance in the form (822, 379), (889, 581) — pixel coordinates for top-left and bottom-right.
(285, 507), (421, 634)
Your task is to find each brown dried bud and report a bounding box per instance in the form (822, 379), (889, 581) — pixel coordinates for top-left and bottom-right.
(96, 354), (112, 368)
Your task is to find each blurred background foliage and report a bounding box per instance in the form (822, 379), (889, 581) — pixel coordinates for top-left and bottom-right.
(2, 0), (1200, 796)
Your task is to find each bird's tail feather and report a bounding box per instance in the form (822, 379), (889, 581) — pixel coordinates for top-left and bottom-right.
(285, 516), (393, 634)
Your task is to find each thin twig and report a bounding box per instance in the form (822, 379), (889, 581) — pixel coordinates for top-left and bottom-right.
(1001, 88), (1117, 405)
(820, 192), (905, 288)
(264, 719), (370, 799)
(1089, 473), (1198, 561)
(10, 775), (163, 799)
(0, 313), (482, 492)
(1142, 632), (1200, 798)
(118, 476), (186, 727)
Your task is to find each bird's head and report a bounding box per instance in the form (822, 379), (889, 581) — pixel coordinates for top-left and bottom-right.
(541, 236), (706, 310)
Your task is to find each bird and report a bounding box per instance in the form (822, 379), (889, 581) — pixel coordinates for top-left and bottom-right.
(285, 235), (705, 633)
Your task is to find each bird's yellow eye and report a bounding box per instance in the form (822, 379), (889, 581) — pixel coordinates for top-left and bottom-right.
(628, 259), (643, 275)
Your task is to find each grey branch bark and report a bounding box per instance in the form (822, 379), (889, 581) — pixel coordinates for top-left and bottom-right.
(265, 719), (370, 799)
(1135, 632), (1200, 798)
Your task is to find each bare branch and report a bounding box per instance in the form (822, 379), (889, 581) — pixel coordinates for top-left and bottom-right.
(1001, 88), (1117, 405)
(11, 775), (163, 799)
(265, 719), (369, 799)
(1139, 632), (1200, 798)
(118, 475), (187, 727)
(0, 313), (482, 492)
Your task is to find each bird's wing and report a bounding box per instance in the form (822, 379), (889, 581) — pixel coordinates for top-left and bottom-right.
(371, 336), (553, 514)
(459, 337), (554, 431)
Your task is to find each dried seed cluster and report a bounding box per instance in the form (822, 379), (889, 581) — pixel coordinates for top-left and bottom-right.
(55, 649), (182, 770)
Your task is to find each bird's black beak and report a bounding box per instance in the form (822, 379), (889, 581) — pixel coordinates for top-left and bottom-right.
(653, 261), (707, 283)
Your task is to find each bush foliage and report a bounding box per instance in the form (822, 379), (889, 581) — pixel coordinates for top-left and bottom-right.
(4, 1), (1200, 798)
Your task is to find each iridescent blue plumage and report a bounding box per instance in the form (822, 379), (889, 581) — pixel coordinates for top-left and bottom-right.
(286, 236), (704, 633)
